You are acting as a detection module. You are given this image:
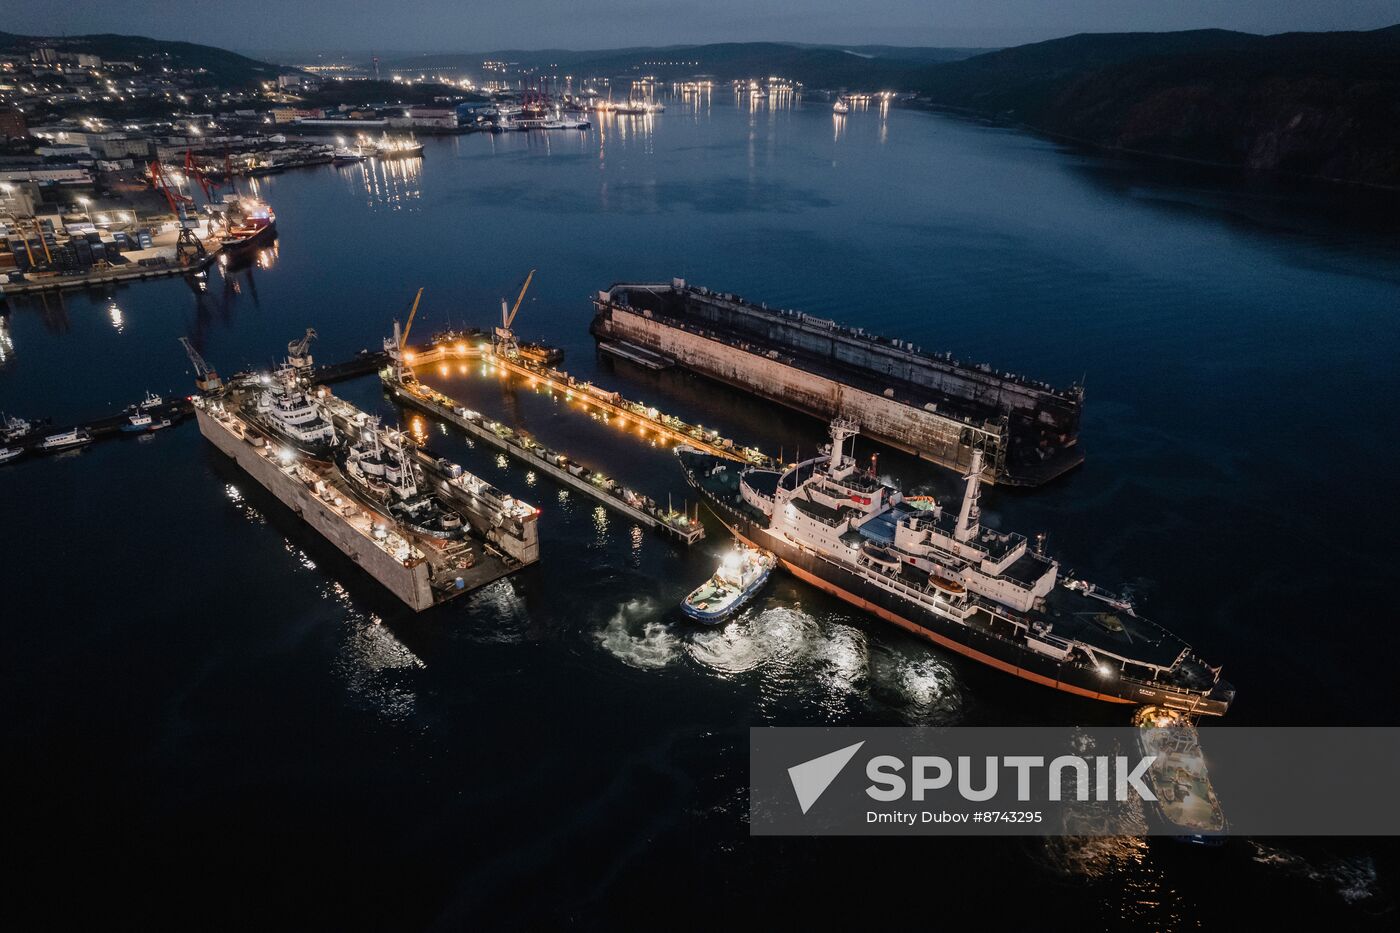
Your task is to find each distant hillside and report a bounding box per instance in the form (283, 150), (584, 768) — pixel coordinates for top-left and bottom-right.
(911, 26), (1400, 188)
(0, 30), (291, 85)
(384, 42), (984, 87)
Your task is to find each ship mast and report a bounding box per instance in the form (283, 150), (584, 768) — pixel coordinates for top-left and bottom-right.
(827, 418), (859, 477)
(954, 448), (984, 542)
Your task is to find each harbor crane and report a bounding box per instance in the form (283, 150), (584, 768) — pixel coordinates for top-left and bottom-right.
(387, 288), (425, 379)
(399, 288), (425, 350)
(184, 149), (220, 204)
(287, 328), (318, 370)
(149, 159), (207, 264)
(178, 336), (223, 393)
(494, 269), (536, 356)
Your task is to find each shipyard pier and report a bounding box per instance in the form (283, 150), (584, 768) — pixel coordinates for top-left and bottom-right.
(592, 280), (1086, 486)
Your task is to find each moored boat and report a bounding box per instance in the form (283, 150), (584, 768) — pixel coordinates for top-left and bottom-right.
(37, 428), (92, 451)
(0, 447), (22, 464)
(3, 414), (33, 442)
(681, 545), (775, 623)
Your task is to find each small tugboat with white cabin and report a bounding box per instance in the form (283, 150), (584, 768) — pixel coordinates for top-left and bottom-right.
(681, 545), (775, 623)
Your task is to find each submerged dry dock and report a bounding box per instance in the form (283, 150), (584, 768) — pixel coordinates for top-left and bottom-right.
(382, 335), (706, 544)
(194, 381), (539, 611)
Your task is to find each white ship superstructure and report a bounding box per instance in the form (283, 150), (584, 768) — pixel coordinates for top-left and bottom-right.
(247, 364), (338, 457)
(680, 418), (1233, 714)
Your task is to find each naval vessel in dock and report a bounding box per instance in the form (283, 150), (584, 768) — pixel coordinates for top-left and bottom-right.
(592, 280), (1084, 486)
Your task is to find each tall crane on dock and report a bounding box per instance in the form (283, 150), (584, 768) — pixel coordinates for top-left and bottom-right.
(387, 288), (425, 380)
(399, 288), (424, 350)
(179, 337), (223, 393)
(150, 159), (207, 264)
(494, 269), (535, 356)
(287, 328), (318, 371)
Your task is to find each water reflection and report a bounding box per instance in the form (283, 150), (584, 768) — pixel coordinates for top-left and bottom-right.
(344, 155), (424, 212)
(333, 597), (425, 724)
(106, 299), (125, 334)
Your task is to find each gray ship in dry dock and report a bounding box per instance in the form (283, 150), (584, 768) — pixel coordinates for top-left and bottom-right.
(189, 338), (540, 611)
(592, 279), (1085, 486)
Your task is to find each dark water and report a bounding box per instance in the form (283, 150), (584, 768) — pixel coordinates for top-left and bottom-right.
(5, 95), (1399, 929)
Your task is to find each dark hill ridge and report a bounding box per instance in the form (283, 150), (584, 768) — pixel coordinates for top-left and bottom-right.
(0, 30), (291, 85)
(911, 26), (1400, 188)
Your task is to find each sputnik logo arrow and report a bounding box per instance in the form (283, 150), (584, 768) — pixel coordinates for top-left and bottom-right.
(787, 741), (865, 814)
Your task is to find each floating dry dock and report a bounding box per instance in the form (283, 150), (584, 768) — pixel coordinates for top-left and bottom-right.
(381, 345), (705, 545)
(194, 380), (539, 611)
(593, 280), (1086, 486)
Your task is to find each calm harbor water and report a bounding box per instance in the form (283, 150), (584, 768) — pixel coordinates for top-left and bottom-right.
(5, 94), (1400, 928)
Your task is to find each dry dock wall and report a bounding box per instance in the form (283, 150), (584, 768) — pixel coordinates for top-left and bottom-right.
(596, 307), (999, 477)
(196, 406), (437, 610)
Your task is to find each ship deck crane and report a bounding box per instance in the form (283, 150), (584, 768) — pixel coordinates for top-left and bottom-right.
(179, 336), (223, 393)
(494, 269), (535, 356)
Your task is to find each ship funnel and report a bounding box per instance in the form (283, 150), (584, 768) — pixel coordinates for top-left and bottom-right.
(954, 448), (984, 543)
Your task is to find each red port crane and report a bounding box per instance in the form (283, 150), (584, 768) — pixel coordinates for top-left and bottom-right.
(149, 159), (207, 263)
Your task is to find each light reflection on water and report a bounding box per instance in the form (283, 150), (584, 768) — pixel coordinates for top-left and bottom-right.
(331, 588), (425, 723)
(595, 598), (963, 721)
(343, 155), (423, 212)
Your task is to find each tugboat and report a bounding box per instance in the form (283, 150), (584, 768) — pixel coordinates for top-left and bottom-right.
(1133, 706), (1228, 844)
(335, 419), (467, 540)
(677, 418), (1234, 715)
(242, 364), (339, 460)
(36, 428), (92, 451)
(681, 545), (776, 623)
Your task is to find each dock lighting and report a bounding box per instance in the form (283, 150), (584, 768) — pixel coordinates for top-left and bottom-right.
(403, 351), (416, 363)
(455, 342), (467, 354)
(1098, 664), (1113, 677)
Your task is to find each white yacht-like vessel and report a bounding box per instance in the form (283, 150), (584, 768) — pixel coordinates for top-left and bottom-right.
(36, 428), (92, 451)
(243, 364), (339, 459)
